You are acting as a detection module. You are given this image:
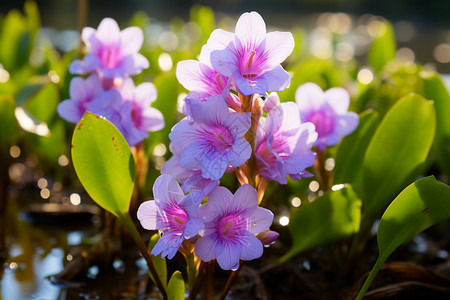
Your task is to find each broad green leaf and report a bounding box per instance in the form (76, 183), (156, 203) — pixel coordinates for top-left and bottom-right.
(281, 186), (361, 262)
(334, 110), (378, 188)
(362, 94), (435, 219)
(422, 73), (450, 177)
(25, 83), (59, 123)
(167, 271), (185, 300)
(148, 233), (167, 289)
(71, 112), (135, 217)
(368, 21), (396, 73)
(0, 95), (19, 149)
(356, 176), (450, 299)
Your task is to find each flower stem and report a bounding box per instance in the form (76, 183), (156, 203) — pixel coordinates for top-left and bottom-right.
(119, 212), (168, 300)
(188, 261), (208, 300)
(240, 93), (263, 188)
(218, 266), (242, 300)
(313, 149), (331, 191)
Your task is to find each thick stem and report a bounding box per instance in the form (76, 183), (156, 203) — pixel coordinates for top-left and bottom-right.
(120, 212), (167, 300)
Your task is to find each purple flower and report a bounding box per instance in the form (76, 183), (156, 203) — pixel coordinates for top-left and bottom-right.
(176, 46), (241, 115)
(169, 95), (252, 181)
(57, 74), (104, 123)
(255, 101), (317, 184)
(194, 184), (274, 270)
(137, 174), (204, 259)
(207, 12), (294, 96)
(295, 83), (359, 150)
(161, 143), (219, 196)
(69, 18), (149, 79)
(117, 78), (165, 146)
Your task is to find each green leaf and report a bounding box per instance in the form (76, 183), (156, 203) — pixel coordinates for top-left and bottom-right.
(167, 271), (185, 300)
(334, 110), (378, 188)
(0, 9), (27, 70)
(355, 176), (450, 300)
(422, 73), (450, 177)
(190, 5), (214, 45)
(362, 94), (435, 219)
(281, 186), (361, 262)
(71, 112), (135, 217)
(368, 21), (396, 73)
(148, 233), (167, 289)
(0, 95), (19, 149)
(25, 82), (59, 123)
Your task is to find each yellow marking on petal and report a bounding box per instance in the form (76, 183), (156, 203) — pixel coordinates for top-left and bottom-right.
(223, 220), (232, 231)
(173, 216), (184, 224)
(248, 50), (256, 69)
(216, 74), (223, 89)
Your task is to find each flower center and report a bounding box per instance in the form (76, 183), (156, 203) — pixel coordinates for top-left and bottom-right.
(308, 110), (334, 137)
(99, 46), (121, 69)
(209, 126), (234, 152)
(218, 214), (243, 240)
(241, 50), (260, 79)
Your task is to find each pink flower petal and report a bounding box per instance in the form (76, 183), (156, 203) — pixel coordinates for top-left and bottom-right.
(152, 174), (185, 206)
(194, 234), (218, 262)
(324, 87), (350, 114)
(137, 200), (159, 230)
(234, 12), (266, 49)
(264, 31), (295, 69)
(120, 26), (144, 55)
(96, 17), (120, 44)
(240, 234), (264, 260)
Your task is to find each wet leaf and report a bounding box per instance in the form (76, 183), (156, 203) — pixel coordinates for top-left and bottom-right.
(355, 176), (450, 300)
(148, 233), (167, 289)
(71, 112), (135, 217)
(167, 271), (185, 300)
(281, 185), (361, 262)
(422, 73), (450, 178)
(368, 21), (396, 73)
(334, 110), (378, 189)
(362, 94), (435, 219)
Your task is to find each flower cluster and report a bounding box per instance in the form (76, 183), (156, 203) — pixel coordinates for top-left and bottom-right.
(138, 12), (359, 270)
(138, 174), (274, 270)
(58, 18), (164, 146)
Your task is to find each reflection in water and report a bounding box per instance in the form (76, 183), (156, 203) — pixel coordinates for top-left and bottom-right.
(2, 248), (63, 299)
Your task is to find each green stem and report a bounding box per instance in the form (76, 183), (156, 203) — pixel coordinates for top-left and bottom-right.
(188, 261), (208, 300)
(120, 212), (167, 300)
(355, 257), (383, 300)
